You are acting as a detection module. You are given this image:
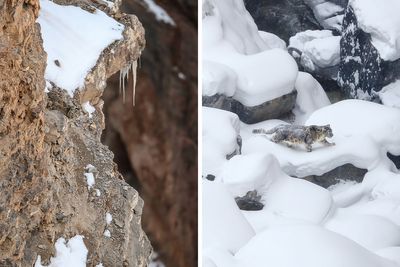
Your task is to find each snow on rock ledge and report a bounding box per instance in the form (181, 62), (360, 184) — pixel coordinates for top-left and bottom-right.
(38, 0), (124, 96)
(350, 0), (400, 62)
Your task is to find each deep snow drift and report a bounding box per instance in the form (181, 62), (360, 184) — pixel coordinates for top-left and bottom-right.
(202, 0), (400, 266)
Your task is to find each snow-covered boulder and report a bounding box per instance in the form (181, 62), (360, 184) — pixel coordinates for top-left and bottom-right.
(379, 80), (400, 109)
(293, 72), (331, 124)
(207, 225), (399, 267)
(203, 0), (299, 123)
(289, 30), (340, 80)
(203, 107), (241, 177)
(220, 154), (332, 225)
(325, 212), (400, 250)
(203, 181), (255, 253)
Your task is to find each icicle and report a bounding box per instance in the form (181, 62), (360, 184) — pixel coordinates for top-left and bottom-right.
(132, 60), (138, 107)
(118, 61), (138, 107)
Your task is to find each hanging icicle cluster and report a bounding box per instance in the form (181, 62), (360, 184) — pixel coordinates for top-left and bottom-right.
(119, 60), (138, 107)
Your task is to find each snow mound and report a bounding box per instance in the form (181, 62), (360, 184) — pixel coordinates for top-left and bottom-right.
(220, 153), (332, 225)
(351, 0), (400, 61)
(203, 107), (240, 176)
(231, 225), (398, 267)
(203, 0), (298, 106)
(35, 235), (88, 267)
(37, 0), (124, 96)
(203, 181), (255, 253)
(258, 31), (286, 50)
(379, 80), (400, 109)
(289, 30), (340, 70)
(306, 99), (400, 155)
(202, 61), (237, 97)
(219, 153), (281, 196)
(325, 212), (400, 250)
(202, 0), (267, 55)
(303, 36), (341, 68)
(293, 72), (331, 124)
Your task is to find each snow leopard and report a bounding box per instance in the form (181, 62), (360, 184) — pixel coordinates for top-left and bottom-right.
(252, 124), (335, 152)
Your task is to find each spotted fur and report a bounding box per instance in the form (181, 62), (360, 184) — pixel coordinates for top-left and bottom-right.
(252, 124), (334, 152)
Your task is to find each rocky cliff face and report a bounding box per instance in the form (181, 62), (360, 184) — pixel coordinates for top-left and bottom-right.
(101, 1), (198, 267)
(0, 0), (151, 265)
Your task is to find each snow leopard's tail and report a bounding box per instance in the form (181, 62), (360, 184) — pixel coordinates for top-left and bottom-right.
(252, 128), (276, 135)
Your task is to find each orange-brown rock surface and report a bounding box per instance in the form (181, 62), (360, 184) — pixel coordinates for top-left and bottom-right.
(0, 0), (151, 265)
(102, 0), (198, 266)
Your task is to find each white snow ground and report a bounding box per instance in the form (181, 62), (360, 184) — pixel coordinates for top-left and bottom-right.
(37, 0), (124, 96)
(203, 0), (400, 266)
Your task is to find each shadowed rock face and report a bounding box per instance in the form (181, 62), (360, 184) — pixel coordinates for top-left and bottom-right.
(338, 6), (400, 100)
(0, 0), (151, 265)
(302, 164), (367, 188)
(244, 0), (320, 42)
(203, 90), (297, 124)
(102, 0), (198, 266)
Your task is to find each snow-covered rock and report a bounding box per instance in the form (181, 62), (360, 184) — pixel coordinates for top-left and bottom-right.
(203, 0), (298, 122)
(379, 80), (400, 109)
(338, 3), (400, 100)
(37, 0), (124, 96)
(207, 225), (398, 267)
(203, 181), (255, 253)
(202, 107), (240, 176)
(325, 212), (400, 250)
(202, 61), (237, 97)
(220, 154), (332, 225)
(258, 31), (286, 50)
(289, 30), (340, 80)
(350, 0), (400, 62)
(293, 72), (331, 124)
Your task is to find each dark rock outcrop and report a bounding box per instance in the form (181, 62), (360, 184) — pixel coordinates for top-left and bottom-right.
(302, 163), (367, 188)
(102, 0), (198, 267)
(203, 90), (297, 124)
(235, 190), (264, 211)
(338, 6), (400, 100)
(244, 0), (321, 42)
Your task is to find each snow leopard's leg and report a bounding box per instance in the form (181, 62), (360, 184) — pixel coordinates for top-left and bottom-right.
(321, 139), (335, 146)
(305, 133), (313, 152)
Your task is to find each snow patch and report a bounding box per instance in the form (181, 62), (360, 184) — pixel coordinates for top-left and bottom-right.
(37, 0), (124, 96)
(35, 235), (88, 267)
(82, 101), (95, 118)
(142, 0), (175, 26)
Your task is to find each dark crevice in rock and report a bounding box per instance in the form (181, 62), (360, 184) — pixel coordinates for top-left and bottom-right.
(388, 153), (400, 169)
